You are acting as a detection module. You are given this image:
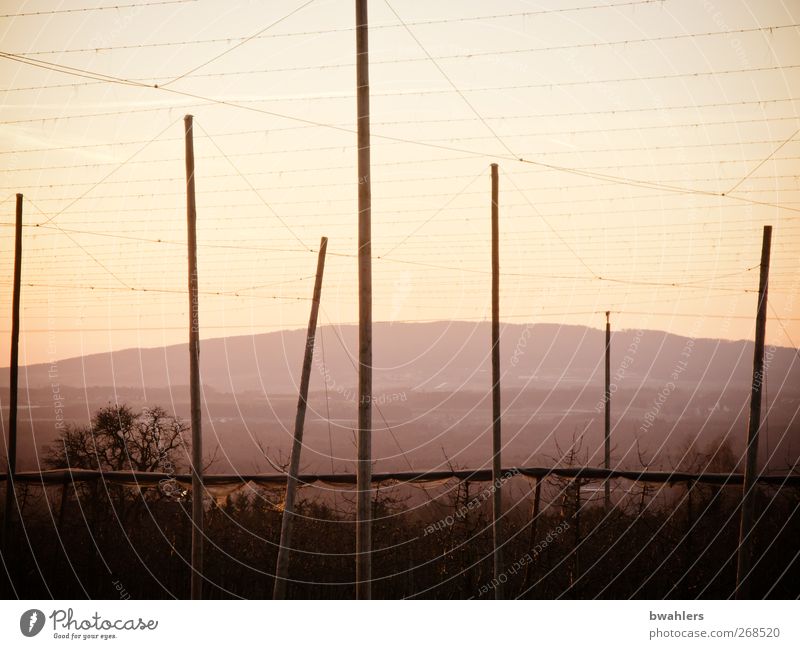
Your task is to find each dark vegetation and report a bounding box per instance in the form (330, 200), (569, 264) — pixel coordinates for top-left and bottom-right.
(2, 404), (799, 599)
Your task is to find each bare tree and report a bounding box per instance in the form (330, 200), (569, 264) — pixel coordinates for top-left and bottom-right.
(45, 404), (189, 473)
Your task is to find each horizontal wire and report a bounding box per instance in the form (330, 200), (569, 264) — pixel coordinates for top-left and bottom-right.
(0, 0), (198, 18)
(13, 230), (800, 255)
(5, 154), (799, 187)
(17, 187), (800, 221)
(2, 111), (795, 220)
(1, 6), (797, 327)
(158, 0), (317, 88)
(43, 22), (793, 76)
(9, 173), (798, 203)
(26, 166), (800, 205)
(11, 280), (312, 301)
(3, 93), (796, 129)
(1, 1), (674, 53)
(6, 215), (796, 235)
(0, 14), (796, 216)
(5, 142), (796, 188)
(3, 62), (799, 123)
(8, 113), (799, 157)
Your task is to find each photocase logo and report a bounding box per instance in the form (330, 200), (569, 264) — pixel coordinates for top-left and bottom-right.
(20, 609), (45, 637)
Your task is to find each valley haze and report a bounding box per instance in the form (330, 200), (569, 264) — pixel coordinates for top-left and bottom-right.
(3, 321), (798, 475)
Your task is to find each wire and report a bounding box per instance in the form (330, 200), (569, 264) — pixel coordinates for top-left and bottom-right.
(157, 22), (800, 78)
(158, 0), (317, 87)
(26, 198), (133, 289)
(0, 0), (197, 18)
(13, 279), (311, 301)
(157, 63), (800, 101)
(3, 113), (800, 157)
(6, 135), (796, 180)
(6, 151), (800, 184)
(194, 121), (310, 250)
(13, 219), (795, 254)
(384, 0), (518, 159)
(7, 310), (800, 334)
(727, 128), (800, 195)
(4, 1), (669, 53)
(4, 50), (799, 110)
(198, 24), (786, 85)
(502, 170), (598, 278)
(32, 118), (179, 227)
(15, 195), (800, 227)
(15, 171), (800, 205)
(769, 303), (800, 354)
(379, 168), (486, 257)
(3, 50), (800, 217)
(0, 51), (145, 87)
(28, 207), (745, 295)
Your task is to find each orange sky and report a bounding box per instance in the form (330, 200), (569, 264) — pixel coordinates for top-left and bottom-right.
(1, 0), (799, 367)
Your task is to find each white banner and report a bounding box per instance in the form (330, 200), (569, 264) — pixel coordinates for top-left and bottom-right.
(1, 600), (797, 648)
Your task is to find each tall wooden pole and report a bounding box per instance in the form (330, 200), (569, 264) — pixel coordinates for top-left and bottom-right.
(273, 237), (328, 600)
(735, 224), (772, 599)
(1, 194), (22, 571)
(184, 115), (204, 600)
(604, 310), (611, 512)
(490, 163), (503, 599)
(355, 0), (373, 600)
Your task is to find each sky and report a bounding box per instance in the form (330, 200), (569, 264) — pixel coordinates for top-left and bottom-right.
(0, 0), (799, 366)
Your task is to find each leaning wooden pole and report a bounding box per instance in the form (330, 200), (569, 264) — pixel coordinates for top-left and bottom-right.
(184, 115), (204, 600)
(273, 237), (328, 600)
(1, 194), (22, 571)
(735, 224), (772, 599)
(490, 163), (504, 599)
(604, 310), (611, 512)
(355, 0), (373, 600)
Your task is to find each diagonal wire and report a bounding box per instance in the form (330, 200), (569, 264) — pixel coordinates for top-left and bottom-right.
(32, 118), (179, 227)
(726, 127), (800, 194)
(769, 303), (800, 358)
(0, 51), (144, 87)
(7, 1), (667, 53)
(383, 0), (519, 160)
(158, 0), (317, 87)
(380, 167), (486, 257)
(26, 199), (132, 289)
(502, 170), (599, 278)
(5, 51), (800, 215)
(194, 121), (310, 250)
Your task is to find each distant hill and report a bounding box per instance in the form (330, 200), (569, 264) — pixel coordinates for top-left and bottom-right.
(3, 321), (797, 393)
(3, 322), (798, 474)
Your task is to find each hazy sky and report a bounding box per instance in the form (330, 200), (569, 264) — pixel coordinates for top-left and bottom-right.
(1, 0), (799, 366)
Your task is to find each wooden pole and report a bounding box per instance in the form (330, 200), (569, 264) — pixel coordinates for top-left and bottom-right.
(523, 476), (542, 591)
(735, 224), (772, 599)
(49, 475), (70, 580)
(184, 115), (204, 600)
(1, 193), (22, 574)
(490, 162), (504, 598)
(355, 0), (373, 600)
(684, 480), (694, 568)
(273, 237), (328, 599)
(604, 310), (611, 512)
(572, 479), (581, 590)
